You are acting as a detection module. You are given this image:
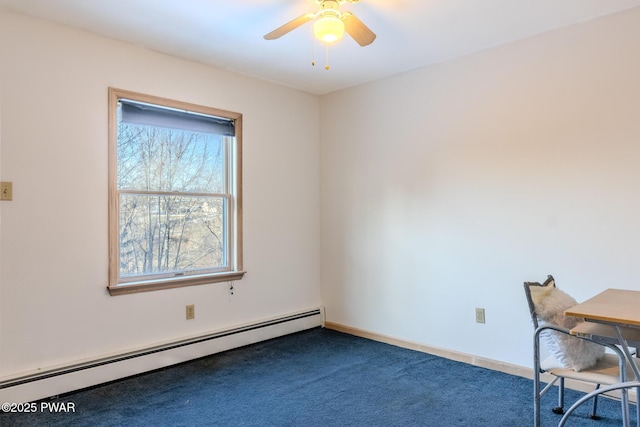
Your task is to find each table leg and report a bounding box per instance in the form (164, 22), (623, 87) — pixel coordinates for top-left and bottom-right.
(615, 326), (640, 380)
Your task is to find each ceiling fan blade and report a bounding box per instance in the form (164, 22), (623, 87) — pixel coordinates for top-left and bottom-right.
(342, 12), (376, 46)
(264, 13), (315, 40)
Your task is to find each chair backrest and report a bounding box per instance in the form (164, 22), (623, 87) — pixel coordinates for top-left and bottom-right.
(524, 275), (608, 372)
(523, 274), (555, 330)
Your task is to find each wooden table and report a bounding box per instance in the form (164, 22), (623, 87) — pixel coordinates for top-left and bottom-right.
(566, 289), (640, 328)
(562, 288), (640, 427)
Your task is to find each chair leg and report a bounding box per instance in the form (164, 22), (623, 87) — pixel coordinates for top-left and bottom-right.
(589, 384), (601, 420)
(636, 386), (639, 427)
(553, 377), (565, 415)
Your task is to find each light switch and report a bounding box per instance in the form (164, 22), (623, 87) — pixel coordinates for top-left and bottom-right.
(0, 182), (12, 201)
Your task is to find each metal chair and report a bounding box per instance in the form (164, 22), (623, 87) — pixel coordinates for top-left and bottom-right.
(524, 275), (629, 426)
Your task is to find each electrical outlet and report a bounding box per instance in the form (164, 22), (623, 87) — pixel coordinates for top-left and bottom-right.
(475, 308), (485, 324)
(1, 182), (12, 201)
(186, 304), (195, 320)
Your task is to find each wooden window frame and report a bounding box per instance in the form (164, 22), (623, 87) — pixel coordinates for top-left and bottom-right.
(107, 88), (244, 295)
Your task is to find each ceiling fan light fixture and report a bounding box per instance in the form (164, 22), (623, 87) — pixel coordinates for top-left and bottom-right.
(313, 15), (345, 43)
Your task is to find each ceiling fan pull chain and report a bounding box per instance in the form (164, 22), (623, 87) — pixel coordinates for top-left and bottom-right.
(325, 44), (330, 70)
(311, 29), (316, 66)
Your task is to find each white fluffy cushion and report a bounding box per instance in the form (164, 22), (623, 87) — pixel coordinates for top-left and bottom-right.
(529, 280), (605, 371)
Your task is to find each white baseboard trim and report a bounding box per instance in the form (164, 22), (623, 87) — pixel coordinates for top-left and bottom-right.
(0, 308), (325, 403)
(324, 321), (637, 403)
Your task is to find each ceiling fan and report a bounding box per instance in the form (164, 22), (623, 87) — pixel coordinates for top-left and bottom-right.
(264, 0), (376, 47)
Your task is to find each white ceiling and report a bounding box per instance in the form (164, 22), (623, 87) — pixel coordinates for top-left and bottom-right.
(2, 0), (640, 95)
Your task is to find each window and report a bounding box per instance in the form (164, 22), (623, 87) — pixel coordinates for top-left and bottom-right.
(108, 88), (244, 295)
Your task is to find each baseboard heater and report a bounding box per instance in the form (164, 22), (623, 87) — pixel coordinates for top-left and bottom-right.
(0, 308), (324, 403)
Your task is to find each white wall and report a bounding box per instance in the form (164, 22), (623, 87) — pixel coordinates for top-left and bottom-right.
(320, 7), (640, 368)
(0, 9), (321, 377)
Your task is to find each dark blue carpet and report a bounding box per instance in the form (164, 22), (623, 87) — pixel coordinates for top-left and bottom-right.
(0, 328), (634, 426)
